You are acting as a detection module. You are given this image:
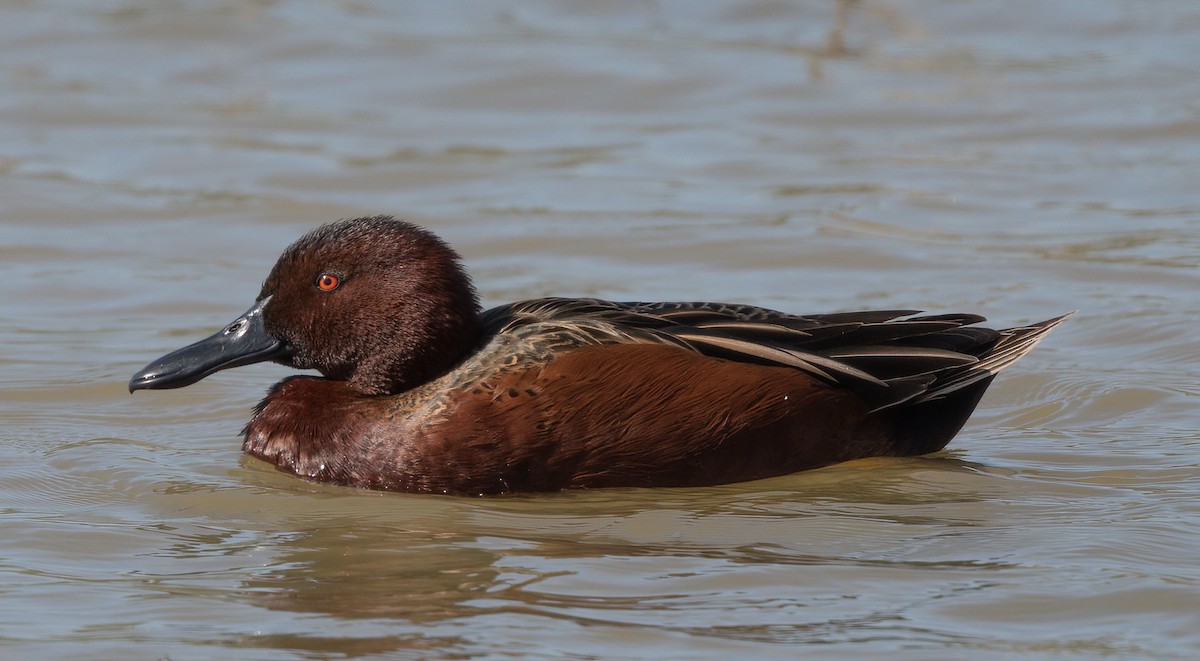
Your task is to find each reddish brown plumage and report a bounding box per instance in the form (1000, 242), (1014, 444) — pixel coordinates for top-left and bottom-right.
(131, 216), (1070, 495)
(429, 343), (892, 492)
(244, 344), (892, 495)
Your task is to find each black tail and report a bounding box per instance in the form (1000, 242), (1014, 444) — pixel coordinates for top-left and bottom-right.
(882, 312), (1072, 456)
(884, 374), (996, 455)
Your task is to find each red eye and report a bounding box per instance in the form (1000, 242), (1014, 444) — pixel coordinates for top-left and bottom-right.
(316, 273), (340, 291)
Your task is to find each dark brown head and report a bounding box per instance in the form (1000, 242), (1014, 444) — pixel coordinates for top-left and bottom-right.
(130, 216), (484, 395)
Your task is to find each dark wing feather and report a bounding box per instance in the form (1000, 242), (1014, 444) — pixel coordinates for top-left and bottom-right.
(915, 312), (1073, 402)
(483, 298), (1070, 412)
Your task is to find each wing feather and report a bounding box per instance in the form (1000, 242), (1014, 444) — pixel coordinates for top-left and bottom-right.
(482, 297), (1069, 412)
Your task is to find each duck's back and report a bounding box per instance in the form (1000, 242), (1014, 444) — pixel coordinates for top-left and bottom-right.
(481, 297), (1067, 415)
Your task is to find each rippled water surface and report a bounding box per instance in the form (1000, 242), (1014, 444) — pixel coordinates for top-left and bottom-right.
(2, 2), (1198, 659)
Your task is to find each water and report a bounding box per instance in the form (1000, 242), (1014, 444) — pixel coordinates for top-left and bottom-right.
(2, 2), (1198, 659)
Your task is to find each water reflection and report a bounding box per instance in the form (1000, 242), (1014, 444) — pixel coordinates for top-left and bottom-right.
(205, 456), (1053, 653)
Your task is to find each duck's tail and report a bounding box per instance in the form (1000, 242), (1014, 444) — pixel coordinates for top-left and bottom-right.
(885, 312), (1073, 456)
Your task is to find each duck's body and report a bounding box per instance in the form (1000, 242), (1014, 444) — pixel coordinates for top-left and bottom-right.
(131, 217), (1068, 495)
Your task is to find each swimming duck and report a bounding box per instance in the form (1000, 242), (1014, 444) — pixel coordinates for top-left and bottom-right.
(130, 216), (1068, 495)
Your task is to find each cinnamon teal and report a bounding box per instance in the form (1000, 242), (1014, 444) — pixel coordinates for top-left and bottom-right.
(130, 216), (1069, 494)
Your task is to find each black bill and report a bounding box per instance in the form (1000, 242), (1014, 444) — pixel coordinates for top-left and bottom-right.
(129, 296), (290, 392)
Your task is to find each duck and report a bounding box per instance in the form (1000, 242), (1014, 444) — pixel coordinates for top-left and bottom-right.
(130, 215), (1069, 495)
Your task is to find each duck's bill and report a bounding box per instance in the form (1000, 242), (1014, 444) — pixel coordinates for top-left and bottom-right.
(129, 297), (290, 392)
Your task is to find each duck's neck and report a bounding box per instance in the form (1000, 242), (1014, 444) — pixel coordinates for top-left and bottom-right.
(346, 306), (485, 396)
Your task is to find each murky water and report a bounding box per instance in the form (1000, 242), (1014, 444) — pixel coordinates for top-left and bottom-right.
(2, 2), (1198, 659)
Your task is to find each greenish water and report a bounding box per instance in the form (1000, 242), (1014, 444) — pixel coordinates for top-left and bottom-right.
(1, 2), (1197, 659)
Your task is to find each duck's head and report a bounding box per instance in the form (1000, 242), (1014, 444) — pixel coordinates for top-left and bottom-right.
(129, 216), (482, 396)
